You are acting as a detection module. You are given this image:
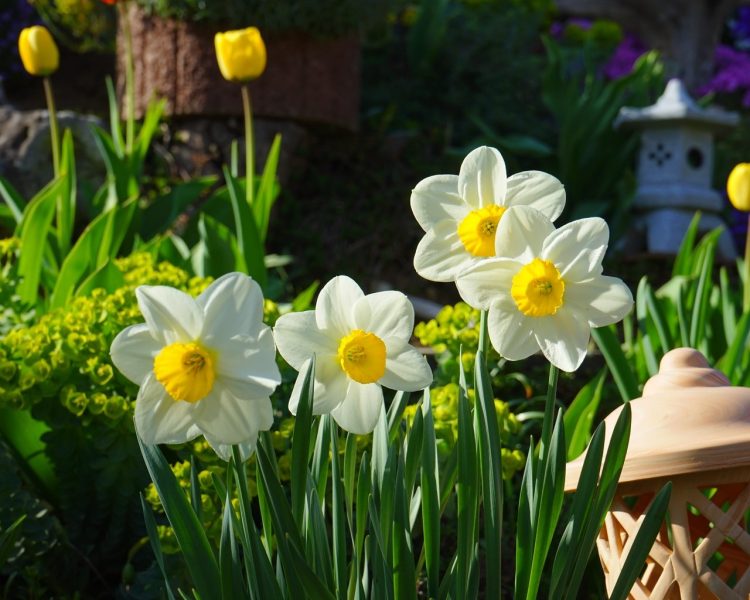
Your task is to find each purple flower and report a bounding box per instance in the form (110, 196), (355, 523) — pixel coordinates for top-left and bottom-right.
(602, 34), (646, 80)
(697, 44), (750, 106)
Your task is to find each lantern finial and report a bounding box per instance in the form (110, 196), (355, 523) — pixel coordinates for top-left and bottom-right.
(642, 347), (730, 397)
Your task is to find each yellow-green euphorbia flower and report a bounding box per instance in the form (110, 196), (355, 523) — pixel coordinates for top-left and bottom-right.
(18, 26), (59, 77)
(727, 163), (750, 212)
(215, 27), (267, 83)
(456, 207), (633, 372)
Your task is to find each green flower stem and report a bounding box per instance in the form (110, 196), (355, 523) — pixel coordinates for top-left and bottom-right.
(231, 445), (255, 557)
(539, 363), (559, 462)
(119, 1), (136, 154)
(43, 77), (60, 177)
(479, 309), (489, 359)
(241, 84), (255, 207)
(744, 214), (750, 312)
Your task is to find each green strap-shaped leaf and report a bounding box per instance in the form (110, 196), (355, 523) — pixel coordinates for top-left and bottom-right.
(291, 357), (315, 526)
(719, 311), (750, 384)
(16, 176), (66, 305)
(57, 129), (77, 258)
(137, 437), (220, 599)
(50, 200), (136, 309)
(609, 482), (672, 600)
(563, 368), (606, 461)
(224, 166), (267, 289)
(420, 390), (440, 599)
(219, 477), (246, 600)
(474, 348), (503, 600)
(328, 417), (347, 599)
(455, 383), (478, 600)
(689, 228), (721, 349)
(0, 176), (25, 224)
(254, 133), (282, 244)
(140, 494), (177, 600)
(592, 326), (640, 402)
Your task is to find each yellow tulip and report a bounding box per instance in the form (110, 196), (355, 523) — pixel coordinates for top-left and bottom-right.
(728, 163), (750, 212)
(18, 26), (59, 77)
(215, 27), (267, 83)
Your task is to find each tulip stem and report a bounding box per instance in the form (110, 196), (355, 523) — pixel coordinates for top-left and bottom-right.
(744, 215), (750, 312)
(539, 363), (559, 462)
(241, 84), (255, 207)
(120, 2), (136, 155)
(43, 77), (60, 177)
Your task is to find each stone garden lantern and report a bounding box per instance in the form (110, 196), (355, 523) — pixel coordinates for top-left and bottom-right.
(565, 348), (750, 599)
(614, 79), (738, 259)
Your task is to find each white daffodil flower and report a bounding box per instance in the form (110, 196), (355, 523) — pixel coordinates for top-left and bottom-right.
(455, 207), (633, 372)
(110, 272), (281, 461)
(411, 145), (565, 282)
(273, 276), (433, 434)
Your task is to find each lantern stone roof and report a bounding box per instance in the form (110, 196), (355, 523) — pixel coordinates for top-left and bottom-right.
(564, 348), (750, 492)
(614, 78), (739, 132)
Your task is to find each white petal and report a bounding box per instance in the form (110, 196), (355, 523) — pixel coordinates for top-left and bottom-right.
(458, 146), (507, 209)
(197, 272), (264, 342)
(193, 382), (273, 445)
(110, 323), (161, 385)
(134, 373), (201, 445)
(274, 310), (334, 370)
(136, 285), (203, 344)
(487, 303), (538, 361)
(315, 276), (364, 335)
(565, 276), (634, 327)
(413, 221), (475, 283)
(532, 309), (590, 372)
(380, 345), (433, 391)
(494, 206), (554, 262)
(504, 171), (565, 221)
(455, 258), (518, 310)
(205, 436), (258, 462)
(330, 382), (384, 434)
(543, 217), (608, 281)
(288, 356), (348, 416)
(353, 291), (414, 346)
(215, 328), (281, 398)
(410, 174), (464, 231)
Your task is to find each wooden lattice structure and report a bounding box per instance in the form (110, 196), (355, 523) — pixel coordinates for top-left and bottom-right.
(565, 349), (750, 600)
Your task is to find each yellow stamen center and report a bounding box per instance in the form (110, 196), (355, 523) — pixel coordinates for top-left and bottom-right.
(153, 342), (216, 403)
(457, 205), (506, 257)
(337, 329), (386, 384)
(511, 258), (565, 317)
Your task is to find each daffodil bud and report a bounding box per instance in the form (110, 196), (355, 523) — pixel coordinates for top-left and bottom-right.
(727, 163), (750, 212)
(214, 27), (266, 83)
(18, 26), (59, 77)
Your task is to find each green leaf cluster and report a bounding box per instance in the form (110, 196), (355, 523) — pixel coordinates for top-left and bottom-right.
(402, 383), (525, 479)
(594, 215), (750, 404)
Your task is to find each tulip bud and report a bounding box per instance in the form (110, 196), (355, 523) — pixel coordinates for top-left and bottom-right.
(18, 26), (59, 77)
(214, 27), (266, 83)
(728, 163), (750, 212)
